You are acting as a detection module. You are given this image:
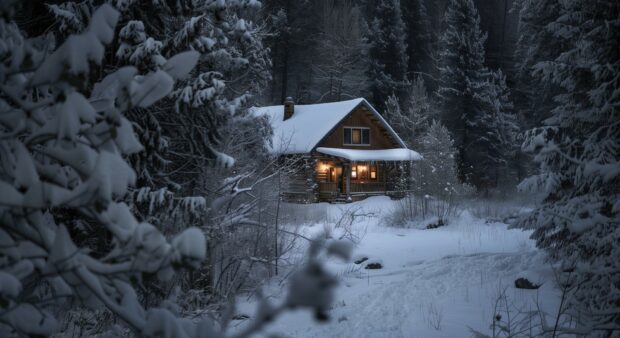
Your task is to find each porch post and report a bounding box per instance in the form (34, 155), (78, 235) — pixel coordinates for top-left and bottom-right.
(383, 162), (387, 193)
(344, 162), (351, 199)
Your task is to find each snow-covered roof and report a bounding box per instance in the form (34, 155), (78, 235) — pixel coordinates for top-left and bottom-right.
(316, 147), (422, 162)
(251, 98), (406, 154)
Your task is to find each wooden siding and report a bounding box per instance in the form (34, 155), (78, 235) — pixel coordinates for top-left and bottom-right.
(315, 104), (401, 150)
(281, 155), (318, 203)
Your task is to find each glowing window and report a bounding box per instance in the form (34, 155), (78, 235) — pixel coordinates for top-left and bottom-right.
(358, 165), (368, 180)
(344, 127), (370, 145)
(352, 129), (361, 143)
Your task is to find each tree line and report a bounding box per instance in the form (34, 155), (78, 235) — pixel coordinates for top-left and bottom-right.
(262, 0), (523, 192)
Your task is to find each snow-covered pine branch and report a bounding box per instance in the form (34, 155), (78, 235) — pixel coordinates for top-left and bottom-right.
(0, 3), (346, 336)
(512, 0), (620, 334)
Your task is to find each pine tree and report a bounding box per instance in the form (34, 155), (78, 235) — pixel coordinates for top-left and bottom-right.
(414, 120), (462, 199)
(435, 0), (504, 189)
(490, 68), (520, 185)
(384, 76), (434, 149)
(0, 5), (208, 335)
(0, 3), (351, 335)
(512, 0), (562, 128)
(45, 0), (276, 306)
(118, 0), (276, 299)
(384, 93), (404, 129)
(365, 0), (409, 110)
(404, 76), (435, 146)
(402, 0), (434, 85)
(262, 0), (322, 103)
(514, 0), (620, 333)
(313, 0), (366, 102)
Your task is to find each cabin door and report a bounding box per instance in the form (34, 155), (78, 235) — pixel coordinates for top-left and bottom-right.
(328, 166), (344, 193)
(335, 166), (344, 193)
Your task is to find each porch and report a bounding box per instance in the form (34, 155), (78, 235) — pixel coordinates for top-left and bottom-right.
(315, 147), (421, 203)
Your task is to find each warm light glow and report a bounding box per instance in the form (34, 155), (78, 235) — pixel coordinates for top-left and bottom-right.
(358, 165), (367, 172)
(319, 163), (330, 172)
(370, 171), (376, 179)
(351, 166), (357, 178)
(352, 129), (361, 144)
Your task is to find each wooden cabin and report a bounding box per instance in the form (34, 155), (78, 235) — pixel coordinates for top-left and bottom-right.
(252, 97), (421, 203)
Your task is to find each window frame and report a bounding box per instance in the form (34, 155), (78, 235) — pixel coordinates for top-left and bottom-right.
(370, 165), (377, 180)
(343, 126), (371, 146)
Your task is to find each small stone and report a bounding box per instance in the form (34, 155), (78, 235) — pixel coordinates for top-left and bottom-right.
(365, 262), (383, 270)
(426, 219), (446, 229)
(514, 277), (541, 289)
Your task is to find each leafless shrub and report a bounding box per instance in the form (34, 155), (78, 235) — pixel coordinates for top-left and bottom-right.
(332, 206), (372, 244)
(336, 263), (364, 279)
(469, 272), (591, 338)
(422, 302), (444, 331)
(494, 287), (539, 338)
(382, 193), (461, 228)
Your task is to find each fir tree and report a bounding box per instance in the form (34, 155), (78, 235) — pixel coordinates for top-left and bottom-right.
(435, 0), (505, 189)
(384, 76), (434, 149)
(404, 76), (435, 146)
(0, 5), (209, 334)
(490, 68), (520, 185)
(512, 0), (562, 128)
(402, 0), (434, 86)
(384, 93), (403, 130)
(414, 120), (462, 199)
(45, 0), (275, 305)
(313, 0), (366, 102)
(514, 0), (620, 332)
(365, 0), (409, 110)
(0, 3), (350, 335)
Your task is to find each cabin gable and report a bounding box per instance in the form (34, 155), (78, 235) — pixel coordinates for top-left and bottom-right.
(314, 103), (402, 150)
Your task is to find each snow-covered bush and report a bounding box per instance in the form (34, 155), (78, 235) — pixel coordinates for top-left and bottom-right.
(383, 195), (460, 228)
(0, 4), (347, 336)
(382, 120), (473, 227)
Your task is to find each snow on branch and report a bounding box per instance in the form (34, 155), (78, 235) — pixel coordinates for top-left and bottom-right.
(0, 3), (347, 336)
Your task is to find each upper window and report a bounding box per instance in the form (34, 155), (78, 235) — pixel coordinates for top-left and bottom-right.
(343, 127), (370, 146)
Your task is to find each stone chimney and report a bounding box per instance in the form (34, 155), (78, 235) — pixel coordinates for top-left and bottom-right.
(283, 97), (294, 121)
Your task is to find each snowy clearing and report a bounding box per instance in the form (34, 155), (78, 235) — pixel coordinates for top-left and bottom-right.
(234, 197), (561, 338)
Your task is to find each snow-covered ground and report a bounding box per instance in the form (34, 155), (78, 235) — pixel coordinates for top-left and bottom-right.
(234, 197), (561, 338)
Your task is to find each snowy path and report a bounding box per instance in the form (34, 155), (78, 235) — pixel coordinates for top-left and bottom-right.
(235, 197), (560, 338)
